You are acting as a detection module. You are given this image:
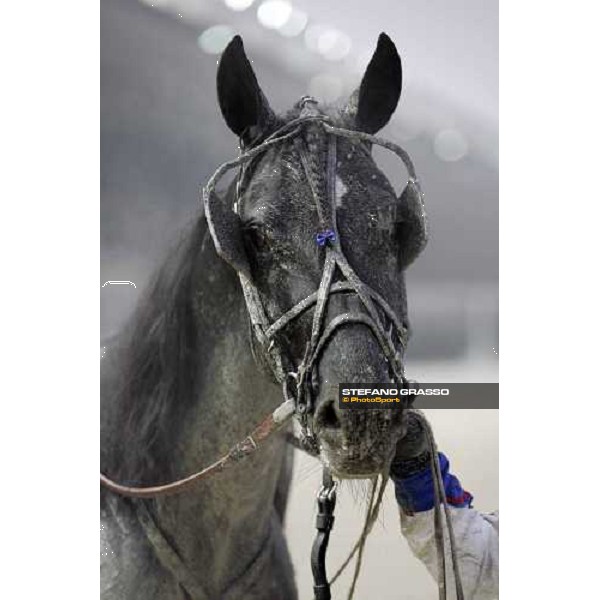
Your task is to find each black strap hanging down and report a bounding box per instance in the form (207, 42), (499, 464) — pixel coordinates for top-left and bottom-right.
(311, 468), (338, 600)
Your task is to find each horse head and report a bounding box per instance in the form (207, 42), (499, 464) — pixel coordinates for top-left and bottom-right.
(208, 33), (427, 479)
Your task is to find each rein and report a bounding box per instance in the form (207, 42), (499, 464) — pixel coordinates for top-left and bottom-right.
(100, 399), (295, 498)
(100, 98), (464, 599)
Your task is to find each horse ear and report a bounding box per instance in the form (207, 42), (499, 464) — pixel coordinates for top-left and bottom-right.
(396, 180), (428, 268)
(217, 35), (275, 146)
(205, 188), (250, 277)
(345, 33), (402, 134)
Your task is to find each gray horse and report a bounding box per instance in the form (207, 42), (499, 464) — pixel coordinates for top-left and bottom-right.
(101, 32), (426, 600)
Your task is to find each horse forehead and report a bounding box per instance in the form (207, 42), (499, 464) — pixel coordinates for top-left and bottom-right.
(293, 96), (327, 114)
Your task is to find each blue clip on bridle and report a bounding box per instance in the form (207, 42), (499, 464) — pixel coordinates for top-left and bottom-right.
(315, 229), (337, 247)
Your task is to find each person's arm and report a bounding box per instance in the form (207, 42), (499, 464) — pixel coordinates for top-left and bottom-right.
(391, 413), (499, 600)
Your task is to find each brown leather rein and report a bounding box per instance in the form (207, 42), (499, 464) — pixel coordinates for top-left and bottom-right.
(100, 399), (295, 498)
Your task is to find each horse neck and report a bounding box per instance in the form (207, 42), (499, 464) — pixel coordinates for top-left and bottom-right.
(154, 226), (286, 589)
(104, 217), (286, 590)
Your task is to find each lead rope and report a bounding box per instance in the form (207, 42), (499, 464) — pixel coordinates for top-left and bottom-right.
(412, 409), (465, 600)
(100, 399), (295, 498)
(315, 411), (464, 600)
(346, 475), (388, 600)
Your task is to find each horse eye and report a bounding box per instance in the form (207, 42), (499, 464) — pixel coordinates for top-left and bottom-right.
(244, 225), (270, 253)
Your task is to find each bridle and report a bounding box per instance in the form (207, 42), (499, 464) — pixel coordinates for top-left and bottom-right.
(100, 98), (465, 600)
(205, 96), (421, 448)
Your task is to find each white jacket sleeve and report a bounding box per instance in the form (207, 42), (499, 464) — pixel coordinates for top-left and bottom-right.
(399, 507), (499, 600)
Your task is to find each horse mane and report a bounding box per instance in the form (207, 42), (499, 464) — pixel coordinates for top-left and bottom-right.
(102, 216), (210, 486)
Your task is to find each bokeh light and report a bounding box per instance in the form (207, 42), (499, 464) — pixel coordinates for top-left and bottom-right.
(257, 1), (293, 30)
(304, 24), (351, 61)
(317, 29), (352, 61)
(433, 128), (469, 162)
(198, 25), (235, 54)
(223, 0), (255, 11)
(304, 24), (329, 53)
(279, 8), (308, 37)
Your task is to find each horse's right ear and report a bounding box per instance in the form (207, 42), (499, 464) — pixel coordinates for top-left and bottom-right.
(217, 36), (275, 147)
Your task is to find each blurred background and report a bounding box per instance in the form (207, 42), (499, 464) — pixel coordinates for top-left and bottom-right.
(101, 1), (498, 597)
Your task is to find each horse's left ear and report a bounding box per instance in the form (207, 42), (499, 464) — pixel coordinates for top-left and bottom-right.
(217, 35), (275, 146)
(344, 33), (402, 134)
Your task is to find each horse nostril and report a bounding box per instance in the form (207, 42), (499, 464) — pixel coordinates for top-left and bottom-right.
(317, 400), (341, 430)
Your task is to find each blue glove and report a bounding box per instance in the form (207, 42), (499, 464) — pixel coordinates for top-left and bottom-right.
(391, 450), (473, 514)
